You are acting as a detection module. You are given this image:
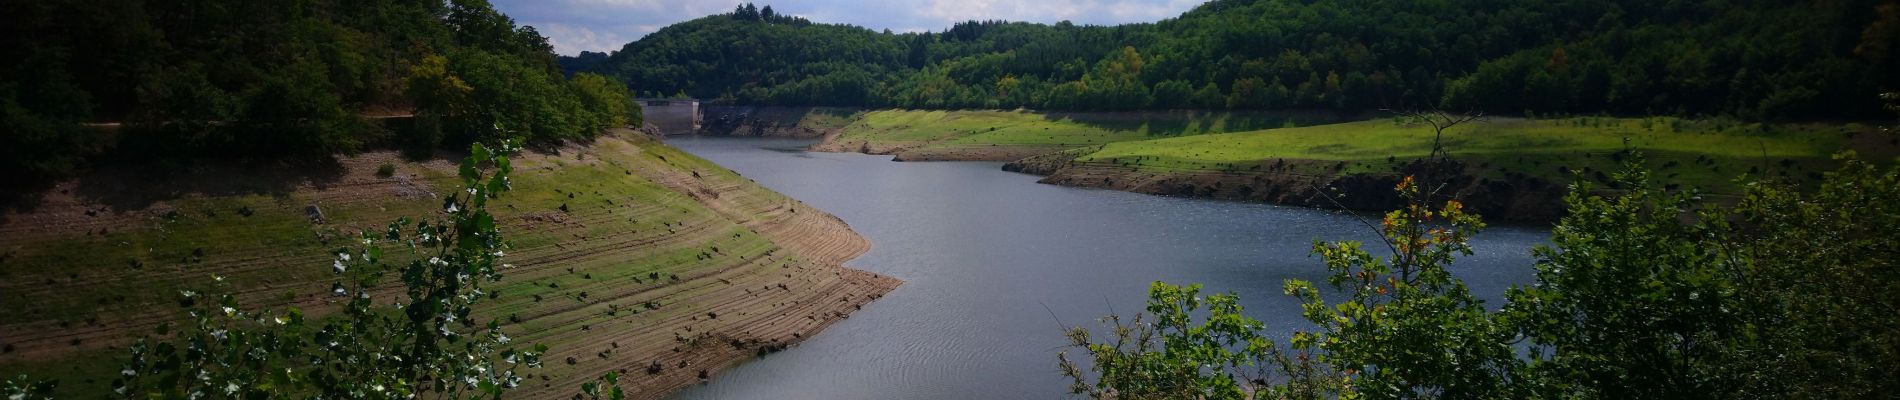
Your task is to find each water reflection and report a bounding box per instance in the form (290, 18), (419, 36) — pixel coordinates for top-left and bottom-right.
(668, 136), (1546, 399)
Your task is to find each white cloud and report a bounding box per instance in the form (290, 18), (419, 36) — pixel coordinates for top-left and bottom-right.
(538, 23), (636, 55)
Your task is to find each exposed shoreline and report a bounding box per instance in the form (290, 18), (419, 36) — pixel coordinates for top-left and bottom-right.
(1001, 149), (1569, 223)
(766, 107), (1575, 223)
(0, 132), (898, 399)
(698, 106), (862, 138)
(803, 134), (1570, 223)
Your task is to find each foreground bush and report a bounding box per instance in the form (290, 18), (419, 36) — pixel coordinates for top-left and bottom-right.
(1063, 152), (1900, 399)
(1507, 152), (1900, 398)
(1, 143), (558, 399)
(115, 142), (536, 398)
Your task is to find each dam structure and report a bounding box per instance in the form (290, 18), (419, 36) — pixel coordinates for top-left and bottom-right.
(638, 98), (701, 135)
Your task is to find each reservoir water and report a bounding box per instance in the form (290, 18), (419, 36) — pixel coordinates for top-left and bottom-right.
(668, 137), (1547, 399)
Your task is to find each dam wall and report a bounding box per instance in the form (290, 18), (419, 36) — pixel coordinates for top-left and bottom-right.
(639, 98), (701, 135)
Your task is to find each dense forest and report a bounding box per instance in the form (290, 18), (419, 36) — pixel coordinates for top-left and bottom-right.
(0, 0), (638, 186)
(569, 0), (1900, 119)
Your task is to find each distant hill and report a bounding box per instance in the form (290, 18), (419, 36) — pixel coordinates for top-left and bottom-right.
(2, 0), (637, 185)
(568, 0), (1900, 120)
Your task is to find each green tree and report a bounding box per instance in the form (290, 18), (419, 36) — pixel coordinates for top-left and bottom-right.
(575, 0), (1894, 118)
(1227, 77), (1268, 109)
(1722, 154), (1900, 396)
(230, 58), (369, 158)
(1065, 151), (1900, 398)
(1058, 282), (1295, 399)
(1190, 82), (1226, 109)
(1064, 111), (1516, 398)
(405, 54), (476, 157)
(1151, 80), (1194, 109)
(446, 49), (588, 145)
(1062, 172), (1516, 399)
(0, 53), (98, 184)
(1501, 153), (1746, 398)
(571, 72), (642, 131)
(1286, 175), (1519, 399)
(1506, 151), (1900, 398)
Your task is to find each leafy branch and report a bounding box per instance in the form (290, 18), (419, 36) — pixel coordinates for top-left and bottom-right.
(102, 142), (543, 399)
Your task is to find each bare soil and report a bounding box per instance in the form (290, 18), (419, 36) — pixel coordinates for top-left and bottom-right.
(0, 132), (898, 399)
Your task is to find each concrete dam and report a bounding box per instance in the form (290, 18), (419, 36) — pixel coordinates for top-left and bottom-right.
(639, 98), (701, 135)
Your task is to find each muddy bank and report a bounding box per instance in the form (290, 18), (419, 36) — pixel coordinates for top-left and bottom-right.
(1005, 152), (1568, 223)
(0, 132), (897, 399)
(699, 106), (861, 138)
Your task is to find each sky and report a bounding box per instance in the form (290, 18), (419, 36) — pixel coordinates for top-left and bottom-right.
(491, 0), (1208, 56)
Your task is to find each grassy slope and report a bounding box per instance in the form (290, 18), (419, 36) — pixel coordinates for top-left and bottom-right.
(811, 109), (1344, 160)
(1068, 117), (1890, 194)
(809, 109), (1889, 221)
(0, 132), (895, 399)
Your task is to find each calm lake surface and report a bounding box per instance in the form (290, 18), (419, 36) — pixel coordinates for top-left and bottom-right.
(668, 137), (1548, 400)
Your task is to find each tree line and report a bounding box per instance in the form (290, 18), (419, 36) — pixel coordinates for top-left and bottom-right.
(570, 0), (1899, 119)
(0, 0), (640, 186)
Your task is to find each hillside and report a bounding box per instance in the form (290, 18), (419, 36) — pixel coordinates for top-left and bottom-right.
(0, 132), (898, 399)
(569, 0), (1900, 120)
(796, 110), (1899, 221)
(1007, 117), (1900, 221)
(3, 0), (638, 187)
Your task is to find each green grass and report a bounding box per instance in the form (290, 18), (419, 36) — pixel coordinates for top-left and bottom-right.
(1071, 116), (1885, 193)
(830, 109), (1345, 149)
(792, 108), (861, 132)
(0, 134), (863, 397)
(821, 110), (1888, 193)
(833, 110), (1128, 146)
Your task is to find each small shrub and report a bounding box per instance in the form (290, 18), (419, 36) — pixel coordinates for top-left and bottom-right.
(375, 162), (396, 178)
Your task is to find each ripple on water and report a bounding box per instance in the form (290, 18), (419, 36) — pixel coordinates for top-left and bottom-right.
(666, 137), (1547, 400)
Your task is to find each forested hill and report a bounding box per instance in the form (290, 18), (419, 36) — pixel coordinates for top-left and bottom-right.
(569, 0), (1900, 119)
(1, 0), (638, 185)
